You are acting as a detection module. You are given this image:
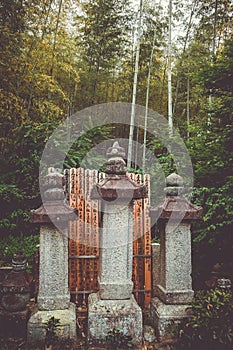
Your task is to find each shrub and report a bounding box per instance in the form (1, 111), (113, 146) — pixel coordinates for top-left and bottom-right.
(177, 288), (233, 350)
(105, 328), (133, 349)
(0, 234), (39, 272)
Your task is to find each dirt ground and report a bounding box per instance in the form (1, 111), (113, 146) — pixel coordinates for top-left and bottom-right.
(0, 336), (175, 350)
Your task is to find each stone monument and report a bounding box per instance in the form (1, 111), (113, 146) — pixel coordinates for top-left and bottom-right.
(150, 173), (203, 340)
(88, 141), (147, 345)
(27, 168), (77, 346)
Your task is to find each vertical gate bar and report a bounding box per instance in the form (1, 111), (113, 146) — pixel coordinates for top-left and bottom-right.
(92, 170), (99, 292)
(70, 168), (77, 209)
(144, 173), (152, 308)
(83, 169), (89, 305)
(135, 173), (144, 307)
(69, 169), (77, 303)
(127, 173), (139, 303)
(87, 169), (93, 296)
(77, 167), (84, 305)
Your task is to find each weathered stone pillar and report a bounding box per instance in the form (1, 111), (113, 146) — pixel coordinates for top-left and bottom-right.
(150, 173), (203, 340)
(88, 142), (147, 346)
(151, 243), (160, 297)
(27, 168), (77, 346)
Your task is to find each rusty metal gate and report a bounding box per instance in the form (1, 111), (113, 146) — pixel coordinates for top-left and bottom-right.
(65, 168), (152, 312)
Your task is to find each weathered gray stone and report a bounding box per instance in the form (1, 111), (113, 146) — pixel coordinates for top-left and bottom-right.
(155, 222), (193, 304)
(27, 168), (77, 345)
(88, 293), (142, 345)
(27, 225), (77, 345)
(27, 303), (77, 346)
(150, 297), (192, 340)
(152, 243), (160, 297)
(37, 225), (70, 310)
(99, 203), (133, 300)
(149, 173), (203, 340)
(166, 173), (184, 187)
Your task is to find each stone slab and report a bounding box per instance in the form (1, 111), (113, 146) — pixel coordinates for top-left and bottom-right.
(99, 281), (133, 300)
(150, 297), (192, 341)
(155, 284), (194, 304)
(27, 303), (76, 346)
(88, 292), (142, 345)
(37, 225), (70, 311)
(159, 222), (193, 293)
(99, 203), (134, 300)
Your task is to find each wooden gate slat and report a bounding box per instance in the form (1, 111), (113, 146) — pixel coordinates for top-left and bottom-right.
(144, 173), (152, 308)
(77, 167), (85, 302)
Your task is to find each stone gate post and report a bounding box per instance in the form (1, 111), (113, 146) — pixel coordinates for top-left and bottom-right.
(150, 173), (203, 340)
(88, 141), (147, 346)
(27, 168), (77, 346)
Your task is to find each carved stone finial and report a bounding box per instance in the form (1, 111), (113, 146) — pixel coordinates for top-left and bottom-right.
(150, 172), (203, 221)
(91, 141), (147, 201)
(106, 141), (126, 158)
(164, 173), (184, 196)
(43, 167), (64, 201)
(105, 141), (126, 175)
(31, 167), (77, 223)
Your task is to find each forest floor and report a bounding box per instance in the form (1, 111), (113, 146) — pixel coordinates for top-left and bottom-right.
(0, 337), (175, 350)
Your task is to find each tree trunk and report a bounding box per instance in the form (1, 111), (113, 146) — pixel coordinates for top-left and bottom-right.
(127, 0), (143, 168)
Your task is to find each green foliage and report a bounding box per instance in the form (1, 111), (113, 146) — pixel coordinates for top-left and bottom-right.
(64, 124), (112, 170)
(74, 0), (132, 107)
(177, 288), (233, 350)
(105, 328), (133, 349)
(0, 234), (39, 269)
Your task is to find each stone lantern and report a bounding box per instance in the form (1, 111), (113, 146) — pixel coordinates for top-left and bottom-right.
(150, 173), (203, 340)
(88, 141), (147, 345)
(27, 168), (78, 346)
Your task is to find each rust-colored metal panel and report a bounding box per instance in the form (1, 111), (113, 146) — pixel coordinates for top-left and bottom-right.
(144, 173), (152, 308)
(134, 174), (145, 307)
(68, 168), (78, 301)
(77, 167), (85, 299)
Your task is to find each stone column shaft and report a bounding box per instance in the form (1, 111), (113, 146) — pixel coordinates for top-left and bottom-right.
(37, 225), (70, 310)
(99, 204), (133, 299)
(156, 221), (193, 304)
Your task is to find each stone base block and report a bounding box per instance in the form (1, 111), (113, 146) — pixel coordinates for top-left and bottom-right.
(155, 284), (194, 304)
(99, 281), (133, 299)
(150, 297), (192, 341)
(27, 303), (76, 347)
(88, 293), (142, 345)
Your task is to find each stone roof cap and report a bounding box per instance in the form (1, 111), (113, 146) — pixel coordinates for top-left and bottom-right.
(150, 172), (203, 221)
(150, 196), (203, 221)
(30, 200), (77, 223)
(30, 168), (77, 224)
(91, 175), (147, 201)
